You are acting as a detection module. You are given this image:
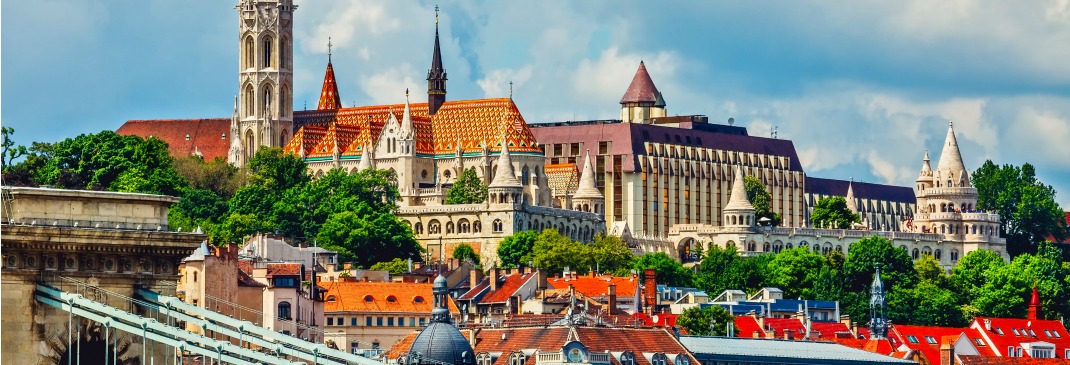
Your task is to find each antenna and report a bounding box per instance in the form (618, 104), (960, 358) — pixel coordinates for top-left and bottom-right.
(728, 117), (735, 126)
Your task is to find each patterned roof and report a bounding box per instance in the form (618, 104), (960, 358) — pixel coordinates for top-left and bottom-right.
(283, 125), (328, 157)
(321, 281), (460, 313)
(117, 118), (231, 161)
(265, 263), (301, 277)
(620, 61), (660, 104)
(287, 98), (540, 158)
(306, 123), (362, 158)
(545, 163), (579, 195)
(317, 62), (342, 110)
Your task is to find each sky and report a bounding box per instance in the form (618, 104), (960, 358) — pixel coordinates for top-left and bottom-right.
(3, 0), (1069, 207)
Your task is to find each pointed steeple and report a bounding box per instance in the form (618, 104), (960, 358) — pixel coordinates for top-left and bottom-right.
(573, 150), (603, 200)
(489, 140), (522, 188)
(846, 179), (859, 214)
(427, 5), (447, 115)
(869, 266), (888, 339)
(724, 165), (755, 212)
(232, 95), (239, 118)
(358, 141), (375, 171)
(400, 89), (414, 138)
(1028, 284), (1042, 320)
(317, 40), (342, 110)
(620, 61), (661, 105)
(936, 121), (969, 187)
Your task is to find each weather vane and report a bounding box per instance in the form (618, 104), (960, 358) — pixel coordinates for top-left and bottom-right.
(327, 36), (332, 62)
(435, 5), (439, 25)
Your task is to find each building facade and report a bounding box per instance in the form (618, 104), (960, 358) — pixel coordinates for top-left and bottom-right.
(320, 280), (460, 354)
(666, 123), (1008, 269)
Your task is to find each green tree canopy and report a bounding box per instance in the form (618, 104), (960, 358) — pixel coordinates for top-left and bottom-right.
(589, 235), (635, 274)
(765, 247), (828, 298)
(247, 146), (310, 191)
(315, 210), (422, 268)
(970, 242), (1069, 320)
(446, 167), (488, 204)
(810, 196), (861, 229)
(370, 258), (411, 275)
(497, 230), (539, 268)
(744, 176), (782, 226)
(887, 280), (969, 327)
(840, 236), (915, 322)
(632, 252), (693, 287)
(695, 245), (770, 295)
(1, 127), (27, 170)
(676, 305), (737, 336)
(530, 229), (590, 274)
(452, 243), (481, 267)
(914, 254), (949, 287)
(972, 160), (1067, 256)
(173, 156), (243, 199)
(951, 249), (1006, 304)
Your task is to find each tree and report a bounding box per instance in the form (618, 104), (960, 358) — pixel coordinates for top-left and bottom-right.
(452, 243), (481, 267)
(315, 210), (422, 268)
(970, 242), (1069, 320)
(370, 258), (411, 275)
(744, 176), (782, 226)
(951, 249), (1006, 304)
(632, 252), (693, 287)
(766, 247), (827, 298)
(887, 280), (969, 327)
(212, 213), (270, 245)
(695, 245), (769, 295)
(840, 236), (915, 322)
(810, 196), (861, 229)
(497, 230), (539, 268)
(247, 147), (310, 191)
(676, 305), (737, 336)
(445, 167), (488, 204)
(173, 156), (243, 199)
(1, 127), (27, 169)
(913, 254), (949, 287)
(530, 229), (589, 274)
(590, 235), (635, 274)
(169, 188), (228, 232)
(812, 265), (844, 302)
(972, 160), (1067, 256)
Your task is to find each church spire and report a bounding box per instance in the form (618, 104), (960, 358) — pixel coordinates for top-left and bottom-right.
(936, 121), (969, 187)
(724, 165), (754, 212)
(427, 5), (447, 116)
(489, 140), (522, 188)
(574, 150), (603, 200)
(317, 38), (342, 110)
(869, 266), (889, 339)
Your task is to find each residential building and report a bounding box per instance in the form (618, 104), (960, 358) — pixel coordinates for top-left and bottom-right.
(543, 271), (642, 314)
(457, 268), (546, 324)
(240, 233), (338, 269)
(240, 261), (325, 341)
(320, 280), (460, 354)
(680, 336), (914, 365)
(702, 287), (840, 322)
(386, 324), (699, 365)
(178, 242), (266, 331)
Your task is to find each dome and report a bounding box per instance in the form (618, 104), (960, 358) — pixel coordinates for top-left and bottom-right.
(407, 322), (475, 365)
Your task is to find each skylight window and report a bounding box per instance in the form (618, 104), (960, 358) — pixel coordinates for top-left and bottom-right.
(1028, 329), (1036, 337)
(907, 336), (919, 344)
(974, 338), (986, 346)
(925, 336), (937, 344)
(994, 328), (1004, 335)
(1054, 330), (1062, 338)
(1045, 330), (1053, 338)
(1013, 329), (1021, 336)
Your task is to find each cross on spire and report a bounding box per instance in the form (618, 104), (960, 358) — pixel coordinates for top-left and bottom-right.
(328, 37), (333, 62)
(435, 5), (439, 25)
(509, 81), (513, 99)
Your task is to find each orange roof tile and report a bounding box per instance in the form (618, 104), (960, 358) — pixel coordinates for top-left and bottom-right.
(384, 331), (421, 360)
(290, 98), (540, 158)
(117, 118), (231, 161)
(321, 281), (460, 314)
(959, 355), (1070, 364)
(266, 263), (301, 277)
(481, 273), (537, 304)
(283, 125), (328, 157)
(547, 274), (640, 299)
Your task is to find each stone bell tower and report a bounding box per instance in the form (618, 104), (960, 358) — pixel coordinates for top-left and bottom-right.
(230, 0), (296, 166)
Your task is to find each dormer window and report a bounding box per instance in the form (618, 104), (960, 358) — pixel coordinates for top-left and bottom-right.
(509, 352), (526, 365)
(620, 352), (635, 365)
(185, 134), (191, 140)
(650, 353), (668, 365)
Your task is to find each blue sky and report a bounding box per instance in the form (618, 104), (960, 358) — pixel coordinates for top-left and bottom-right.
(3, 0), (1069, 207)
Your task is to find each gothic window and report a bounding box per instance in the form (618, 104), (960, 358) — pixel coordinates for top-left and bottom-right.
(262, 85), (273, 117)
(243, 36), (255, 69)
(473, 220), (481, 233)
(951, 250), (960, 261)
(934, 249), (942, 260)
(414, 222), (423, 235)
(912, 248), (920, 260)
(922, 246), (932, 256)
(262, 36), (274, 68)
(280, 36), (289, 69)
(458, 219), (470, 234)
(446, 221), (455, 234)
(493, 219), (504, 233)
(522, 166), (530, 185)
(243, 84), (255, 116)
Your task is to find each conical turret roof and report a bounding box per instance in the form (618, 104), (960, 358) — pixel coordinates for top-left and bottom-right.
(936, 121), (969, 186)
(620, 61), (661, 104)
(317, 61), (341, 110)
(916, 150), (932, 181)
(573, 150), (604, 200)
(358, 141), (375, 170)
(489, 141), (522, 188)
(724, 165), (755, 212)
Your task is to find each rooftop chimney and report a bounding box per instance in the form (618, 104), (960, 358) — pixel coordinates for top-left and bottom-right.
(608, 283), (618, 314)
(469, 267), (484, 290)
(784, 329), (794, 341)
(490, 268), (500, 292)
(643, 269), (657, 314)
(940, 338), (955, 365)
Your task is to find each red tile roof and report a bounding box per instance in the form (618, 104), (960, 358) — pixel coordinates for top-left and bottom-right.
(734, 315), (766, 338)
(265, 263), (300, 277)
(620, 61), (660, 104)
(970, 317), (1070, 358)
(480, 273), (537, 304)
(321, 281), (459, 314)
(459, 279), (490, 301)
(959, 355), (1070, 364)
(317, 61), (341, 110)
(117, 118), (231, 161)
(547, 274), (639, 298)
(891, 325), (994, 364)
(384, 331), (422, 360)
(763, 317), (807, 340)
(287, 98), (540, 158)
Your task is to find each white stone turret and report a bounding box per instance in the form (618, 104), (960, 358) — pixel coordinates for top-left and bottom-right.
(358, 141), (375, 171)
(722, 165), (755, 227)
(935, 121), (970, 188)
(846, 179), (859, 214)
(571, 150), (605, 214)
(488, 141), (522, 204)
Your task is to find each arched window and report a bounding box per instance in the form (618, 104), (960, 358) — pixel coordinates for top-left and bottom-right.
(446, 221), (455, 234)
(521, 166), (530, 185)
(277, 301), (292, 320)
(414, 222), (423, 235)
(509, 352), (526, 365)
(912, 248), (920, 260)
(493, 219), (504, 233)
(951, 250), (960, 261)
(935, 249), (942, 260)
(429, 220), (441, 234)
(651, 354), (668, 365)
(619, 352), (636, 365)
(243, 84), (255, 116)
(262, 36), (274, 68)
(262, 84), (273, 117)
(473, 220), (482, 233)
(243, 36), (255, 69)
(458, 219), (471, 234)
(280, 36), (289, 69)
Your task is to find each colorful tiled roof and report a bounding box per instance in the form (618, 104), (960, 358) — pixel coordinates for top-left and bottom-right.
(620, 61), (660, 104)
(959, 355), (1070, 364)
(321, 281), (460, 313)
(317, 61), (341, 110)
(890, 325), (990, 364)
(544, 163), (579, 195)
(282, 124), (328, 157)
(117, 118), (231, 161)
(546, 274), (639, 298)
(287, 98), (540, 158)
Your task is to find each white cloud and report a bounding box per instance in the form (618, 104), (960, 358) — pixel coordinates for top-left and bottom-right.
(477, 67), (533, 98)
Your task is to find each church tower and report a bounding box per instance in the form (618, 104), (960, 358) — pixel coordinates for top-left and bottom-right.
(427, 6), (447, 116)
(230, 0), (296, 166)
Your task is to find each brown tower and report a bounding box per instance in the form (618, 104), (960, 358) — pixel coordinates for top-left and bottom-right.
(427, 6), (447, 115)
